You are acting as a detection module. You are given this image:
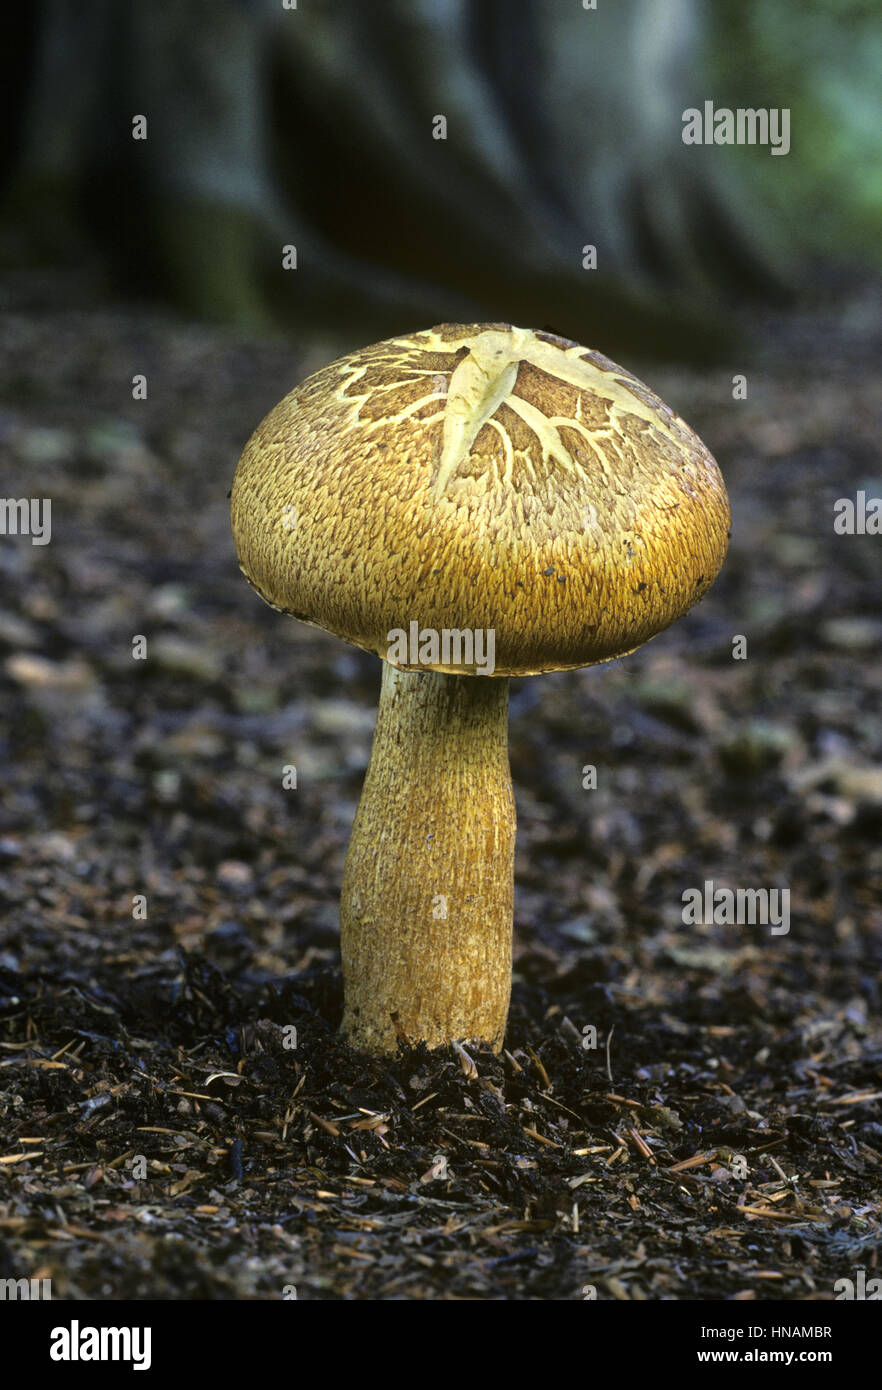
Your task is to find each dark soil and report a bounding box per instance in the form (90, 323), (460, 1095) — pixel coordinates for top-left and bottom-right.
(1, 269), (881, 1300)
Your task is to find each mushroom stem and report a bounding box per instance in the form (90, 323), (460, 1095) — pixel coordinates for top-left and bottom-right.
(340, 662), (515, 1054)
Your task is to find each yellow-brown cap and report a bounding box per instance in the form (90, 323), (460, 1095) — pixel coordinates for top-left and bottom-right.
(231, 323), (730, 676)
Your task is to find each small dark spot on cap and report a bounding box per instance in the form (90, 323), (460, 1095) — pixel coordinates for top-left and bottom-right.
(515, 581), (524, 589)
(557, 575), (567, 583)
(635, 581), (647, 593)
(543, 566), (555, 576)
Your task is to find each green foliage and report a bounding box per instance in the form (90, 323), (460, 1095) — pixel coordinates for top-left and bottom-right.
(710, 0), (882, 265)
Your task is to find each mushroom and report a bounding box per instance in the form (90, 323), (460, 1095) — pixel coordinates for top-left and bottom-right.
(230, 323), (730, 1054)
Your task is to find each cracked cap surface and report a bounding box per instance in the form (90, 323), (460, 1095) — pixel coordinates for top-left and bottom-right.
(230, 323), (731, 676)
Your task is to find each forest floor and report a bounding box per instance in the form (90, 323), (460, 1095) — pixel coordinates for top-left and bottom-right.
(1, 269), (880, 1300)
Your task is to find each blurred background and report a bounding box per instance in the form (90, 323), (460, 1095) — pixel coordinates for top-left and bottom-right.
(0, 0), (881, 1300)
(3, 0), (881, 355)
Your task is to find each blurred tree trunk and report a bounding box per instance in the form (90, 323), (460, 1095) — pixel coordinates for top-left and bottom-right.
(2, 0), (810, 358)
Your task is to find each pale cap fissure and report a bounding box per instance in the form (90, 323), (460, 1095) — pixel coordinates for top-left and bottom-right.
(230, 323), (730, 677)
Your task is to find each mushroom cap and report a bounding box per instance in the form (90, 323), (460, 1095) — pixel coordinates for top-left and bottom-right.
(231, 323), (730, 677)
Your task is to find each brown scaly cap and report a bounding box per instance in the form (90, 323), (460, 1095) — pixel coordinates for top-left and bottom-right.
(230, 323), (730, 676)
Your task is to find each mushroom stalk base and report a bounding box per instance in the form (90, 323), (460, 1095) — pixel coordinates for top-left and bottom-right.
(340, 663), (515, 1054)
